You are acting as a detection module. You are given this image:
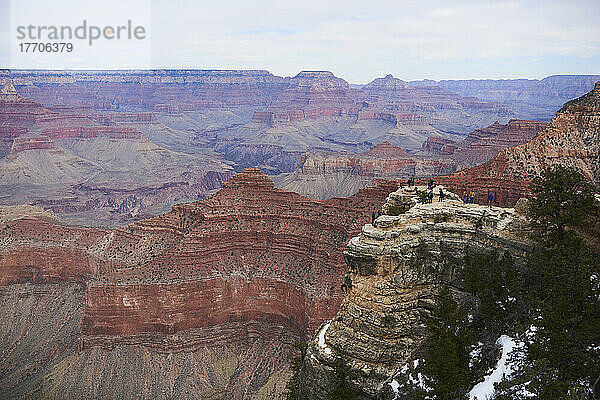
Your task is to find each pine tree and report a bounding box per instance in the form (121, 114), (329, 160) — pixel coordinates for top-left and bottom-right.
(284, 342), (307, 400)
(497, 166), (600, 399)
(326, 357), (359, 400)
(529, 165), (595, 243)
(421, 285), (473, 400)
(464, 250), (522, 335)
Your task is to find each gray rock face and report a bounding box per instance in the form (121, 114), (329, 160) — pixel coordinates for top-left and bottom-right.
(300, 187), (532, 399)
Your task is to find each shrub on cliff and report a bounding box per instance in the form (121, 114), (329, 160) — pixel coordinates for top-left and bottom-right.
(386, 204), (409, 216)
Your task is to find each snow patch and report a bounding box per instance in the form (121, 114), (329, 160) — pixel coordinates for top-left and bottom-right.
(318, 320), (333, 355)
(388, 379), (399, 399)
(469, 335), (517, 400)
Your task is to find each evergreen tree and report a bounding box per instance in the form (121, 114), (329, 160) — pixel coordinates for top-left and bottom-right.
(529, 165), (595, 243)
(421, 285), (473, 400)
(464, 250), (522, 335)
(497, 166), (600, 399)
(284, 342), (307, 400)
(326, 357), (359, 400)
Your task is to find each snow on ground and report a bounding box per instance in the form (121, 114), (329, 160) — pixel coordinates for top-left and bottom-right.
(469, 335), (517, 400)
(318, 320), (332, 355)
(388, 379), (399, 399)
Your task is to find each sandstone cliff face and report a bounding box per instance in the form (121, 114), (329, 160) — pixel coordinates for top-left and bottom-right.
(300, 186), (531, 399)
(81, 169), (396, 339)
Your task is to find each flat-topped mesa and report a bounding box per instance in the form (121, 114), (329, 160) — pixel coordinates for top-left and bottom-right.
(221, 167), (276, 189)
(290, 71), (348, 88)
(255, 71), (356, 123)
(300, 186), (532, 399)
(361, 141), (409, 158)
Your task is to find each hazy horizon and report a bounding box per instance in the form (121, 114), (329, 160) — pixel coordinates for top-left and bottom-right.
(1, 0), (599, 83)
(2, 68), (600, 86)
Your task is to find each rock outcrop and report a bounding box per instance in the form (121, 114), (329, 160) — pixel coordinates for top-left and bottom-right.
(447, 119), (548, 170)
(300, 186), (531, 399)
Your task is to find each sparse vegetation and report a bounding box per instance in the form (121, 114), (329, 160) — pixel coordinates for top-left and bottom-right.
(386, 204), (409, 216)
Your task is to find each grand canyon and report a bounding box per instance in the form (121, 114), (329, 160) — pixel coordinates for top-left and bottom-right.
(1, 67), (599, 400)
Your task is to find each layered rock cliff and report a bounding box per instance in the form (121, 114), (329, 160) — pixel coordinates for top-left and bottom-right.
(276, 117), (548, 200)
(445, 119), (548, 170)
(410, 75), (600, 121)
(300, 186), (531, 399)
(0, 83), (234, 226)
(434, 81), (600, 205)
(0, 169), (398, 399)
(275, 142), (455, 199)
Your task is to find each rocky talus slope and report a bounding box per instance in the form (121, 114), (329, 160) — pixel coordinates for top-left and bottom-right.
(300, 186), (531, 399)
(0, 169), (397, 399)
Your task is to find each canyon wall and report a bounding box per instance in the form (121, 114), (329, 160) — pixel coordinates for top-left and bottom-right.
(434, 81), (600, 206)
(410, 75), (600, 121)
(0, 169), (398, 399)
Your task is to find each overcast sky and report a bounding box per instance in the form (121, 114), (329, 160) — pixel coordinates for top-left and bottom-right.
(1, 0), (599, 83)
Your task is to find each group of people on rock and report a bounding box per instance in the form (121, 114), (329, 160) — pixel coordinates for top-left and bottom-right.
(404, 176), (499, 207)
(463, 191), (476, 204)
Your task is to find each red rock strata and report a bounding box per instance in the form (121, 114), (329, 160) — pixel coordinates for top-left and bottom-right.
(450, 119), (548, 169)
(419, 82), (600, 206)
(0, 211), (108, 285)
(0, 169), (398, 349)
